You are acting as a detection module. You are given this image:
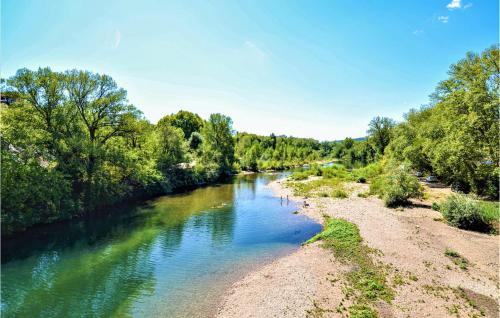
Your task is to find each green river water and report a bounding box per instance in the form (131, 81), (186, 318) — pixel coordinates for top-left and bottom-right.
(1, 173), (321, 318)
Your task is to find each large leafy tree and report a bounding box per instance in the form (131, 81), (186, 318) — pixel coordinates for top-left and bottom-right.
(367, 116), (396, 155)
(155, 122), (187, 172)
(158, 110), (204, 140)
(2, 68), (163, 233)
(64, 70), (142, 206)
(388, 45), (499, 197)
(201, 113), (235, 177)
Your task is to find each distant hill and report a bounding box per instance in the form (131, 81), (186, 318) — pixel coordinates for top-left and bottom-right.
(334, 136), (367, 142)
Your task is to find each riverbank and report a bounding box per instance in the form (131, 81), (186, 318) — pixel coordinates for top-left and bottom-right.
(215, 178), (499, 318)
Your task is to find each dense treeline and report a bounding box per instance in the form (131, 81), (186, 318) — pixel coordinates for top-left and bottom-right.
(332, 45), (499, 199)
(2, 46), (497, 235)
(331, 116), (396, 167)
(235, 132), (333, 171)
(1, 69), (332, 235)
(1, 69), (238, 235)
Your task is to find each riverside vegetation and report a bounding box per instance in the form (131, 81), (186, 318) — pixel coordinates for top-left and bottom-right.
(287, 46), (499, 234)
(1, 71), (328, 235)
(1, 45), (498, 238)
(272, 46), (499, 317)
(306, 217), (393, 318)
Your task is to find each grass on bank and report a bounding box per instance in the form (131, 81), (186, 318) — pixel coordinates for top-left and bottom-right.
(444, 248), (469, 270)
(306, 217), (393, 317)
(289, 162), (498, 234)
(287, 165), (355, 198)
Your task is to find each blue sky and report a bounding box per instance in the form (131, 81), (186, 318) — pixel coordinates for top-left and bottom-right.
(1, 0), (498, 140)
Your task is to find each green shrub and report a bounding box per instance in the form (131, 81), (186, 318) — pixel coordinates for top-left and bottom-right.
(321, 165), (351, 180)
(289, 170), (312, 181)
(431, 202), (440, 211)
(440, 194), (492, 232)
(478, 201), (499, 222)
(369, 176), (385, 195)
(352, 162), (384, 182)
(370, 167), (423, 207)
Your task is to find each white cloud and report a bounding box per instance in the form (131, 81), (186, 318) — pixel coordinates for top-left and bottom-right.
(412, 29), (424, 36)
(113, 29), (121, 49)
(447, 0), (461, 9)
(463, 3), (473, 9)
(438, 16), (449, 23)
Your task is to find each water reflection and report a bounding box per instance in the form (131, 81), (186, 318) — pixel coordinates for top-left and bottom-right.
(2, 173), (320, 318)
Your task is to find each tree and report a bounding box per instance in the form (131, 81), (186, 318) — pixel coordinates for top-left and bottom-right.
(64, 70), (141, 205)
(344, 137), (354, 149)
(8, 68), (66, 137)
(201, 113), (235, 177)
(367, 116), (396, 155)
(188, 131), (203, 151)
(387, 45), (499, 198)
(65, 70), (139, 146)
(155, 123), (187, 172)
(158, 110), (204, 140)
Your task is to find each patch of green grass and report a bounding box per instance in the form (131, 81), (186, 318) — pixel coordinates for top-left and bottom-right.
(454, 287), (488, 317)
(357, 192), (369, 198)
(393, 274), (406, 286)
(445, 248), (469, 270)
(305, 299), (333, 318)
(348, 305), (378, 318)
(306, 217), (393, 317)
(444, 249), (460, 258)
(286, 178), (345, 197)
(478, 201), (499, 222)
(332, 188), (348, 198)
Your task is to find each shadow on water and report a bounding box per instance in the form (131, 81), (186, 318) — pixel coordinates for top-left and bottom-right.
(2, 177), (240, 264)
(1, 173), (320, 318)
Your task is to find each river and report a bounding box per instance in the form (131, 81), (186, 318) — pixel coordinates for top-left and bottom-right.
(1, 173), (321, 318)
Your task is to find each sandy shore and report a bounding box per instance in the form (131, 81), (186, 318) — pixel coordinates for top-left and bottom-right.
(215, 178), (499, 318)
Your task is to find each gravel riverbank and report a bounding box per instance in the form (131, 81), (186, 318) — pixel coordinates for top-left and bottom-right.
(215, 178), (499, 318)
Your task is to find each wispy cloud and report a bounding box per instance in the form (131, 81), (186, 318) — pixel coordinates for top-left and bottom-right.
(113, 29), (121, 49)
(438, 16), (449, 23)
(412, 29), (424, 36)
(244, 40), (268, 60)
(447, 0), (461, 9)
(463, 3), (473, 9)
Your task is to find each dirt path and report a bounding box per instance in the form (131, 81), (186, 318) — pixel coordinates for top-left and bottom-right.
(215, 180), (499, 318)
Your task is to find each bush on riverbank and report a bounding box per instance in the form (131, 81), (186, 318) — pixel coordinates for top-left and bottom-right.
(440, 194), (497, 233)
(352, 162), (384, 182)
(370, 166), (423, 207)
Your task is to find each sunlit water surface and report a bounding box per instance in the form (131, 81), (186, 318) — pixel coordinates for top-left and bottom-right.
(2, 173), (321, 318)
